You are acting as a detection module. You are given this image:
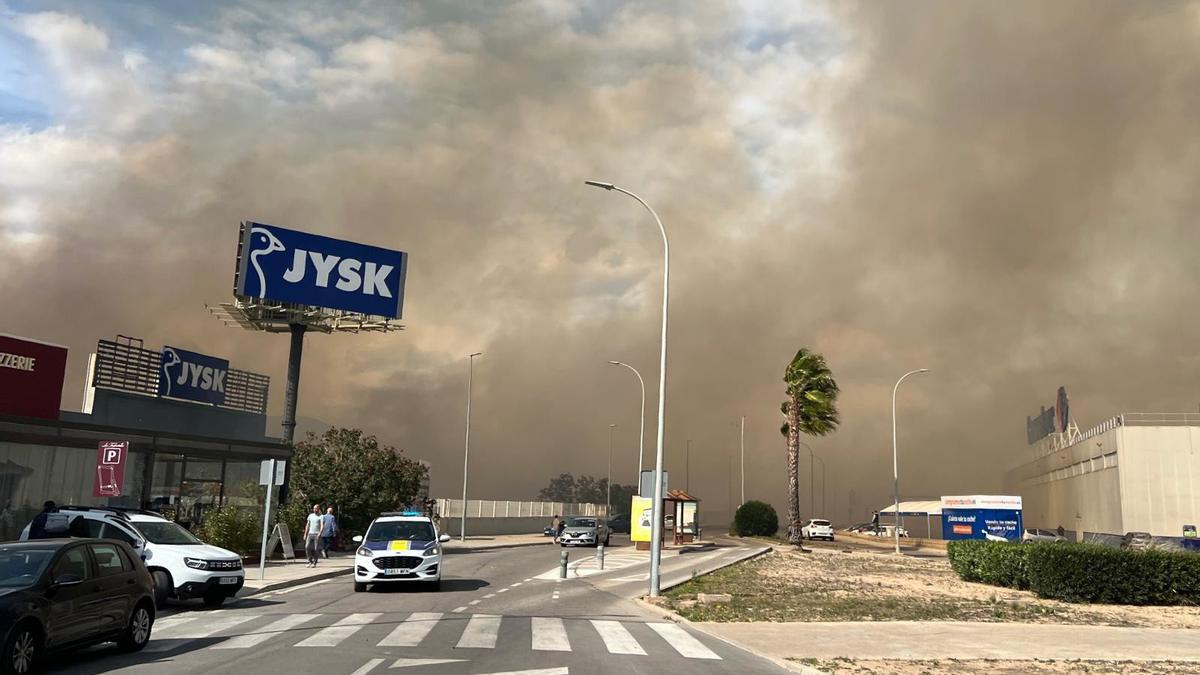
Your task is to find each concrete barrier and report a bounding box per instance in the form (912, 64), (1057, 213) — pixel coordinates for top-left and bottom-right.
(439, 517), (549, 537)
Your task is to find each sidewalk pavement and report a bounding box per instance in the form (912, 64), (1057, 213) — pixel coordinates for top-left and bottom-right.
(238, 533), (554, 596)
(697, 621), (1200, 662)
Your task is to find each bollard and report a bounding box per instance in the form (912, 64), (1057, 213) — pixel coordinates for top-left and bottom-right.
(597, 544), (605, 570)
(559, 550), (569, 579)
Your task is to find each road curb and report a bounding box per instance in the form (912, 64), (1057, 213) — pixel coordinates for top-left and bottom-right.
(241, 566), (353, 596)
(658, 543), (772, 593)
(635, 597), (823, 674)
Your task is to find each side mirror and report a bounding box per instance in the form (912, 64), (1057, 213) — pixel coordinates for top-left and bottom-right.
(439, 534), (451, 543)
(351, 535), (363, 543)
(53, 573), (83, 587)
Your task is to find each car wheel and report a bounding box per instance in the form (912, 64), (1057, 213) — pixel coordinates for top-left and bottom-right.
(151, 570), (171, 610)
(117, 602), (154, 652)
(354, 582), (367, 593)
(2, 622), (40, 675)
(202, 590), (226, 608)
(604, 534), (611, 546)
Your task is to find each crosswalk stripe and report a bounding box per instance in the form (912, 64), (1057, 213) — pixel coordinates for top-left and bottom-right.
(378, 612), (442, 647)
(152, 616), (197, 633)
(456, 614), (501, 649)
(213, 613), (320, 649)
(350, 658), (385, 675)
(296, 613), (382, 647)
(646, 623), (722, 660)
(146, 615), (256, 653)
(530, 617), (570, 652)
(590, 620), (646, 655)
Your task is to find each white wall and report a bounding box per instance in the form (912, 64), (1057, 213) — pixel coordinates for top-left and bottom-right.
(1118, 426), (1200, 536)
(1012, 427), (1123, 535)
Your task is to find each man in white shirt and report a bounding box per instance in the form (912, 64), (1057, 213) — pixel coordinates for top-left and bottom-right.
(304, 504), (325, 567)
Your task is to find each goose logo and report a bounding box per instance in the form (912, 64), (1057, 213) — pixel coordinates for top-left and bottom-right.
(235, 221), (408, 319)
(158, 346), (229, 405)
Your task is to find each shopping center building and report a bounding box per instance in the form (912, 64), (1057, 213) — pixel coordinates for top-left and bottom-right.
(0, 333), (289, 541)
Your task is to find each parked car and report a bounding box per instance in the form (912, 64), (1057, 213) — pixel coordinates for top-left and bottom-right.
(863, 525), (908, 538)
(1, 539), (156, 675)
(607, 513), (630, 534)
(557, 517), (610, 547)
(1121, 531), (1153, 550)
(801, 519), (835, 541)
(22, 506), (244, 609)
(1021, 528), (1067, 543)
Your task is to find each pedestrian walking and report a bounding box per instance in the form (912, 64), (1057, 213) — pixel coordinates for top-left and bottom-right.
(321, 507), (337, 558)
(304, 504), (325, 567)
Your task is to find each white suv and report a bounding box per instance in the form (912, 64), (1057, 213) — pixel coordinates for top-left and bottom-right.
(22, 506), (244, 608)
(801, 518), (835, 541)
(353, 512), (450, 592)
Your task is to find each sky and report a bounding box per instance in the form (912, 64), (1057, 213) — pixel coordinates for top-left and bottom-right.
(3, 0), (1200, 524)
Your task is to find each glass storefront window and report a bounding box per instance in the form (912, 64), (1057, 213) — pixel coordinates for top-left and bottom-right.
(222, 461), (265, 510)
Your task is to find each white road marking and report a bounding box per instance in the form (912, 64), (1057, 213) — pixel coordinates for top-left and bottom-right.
(646, 623), (722, 660)
(259, 578), (333, 597)
(531, 617), (570, 652)
(456, 614), (501, 648)
(452, 606), (468, 613)
(468, 599), (481, 605)
(483, 593), (497, 598)
(350, 658), (385, 675)
(296, 613), (382, 647)
(590, 620), (646, 655)
(497, 588), (509, 593)
(475, 669), (568, 675)
(523, 578), (533, 582)
(390, 658), (467, 669)
(146, 615), (256, 652)
(510, 582), (523, 587)
(378, 612), (442, 647)
(151, 616), (197, 633)
(213, 613), (320, 649)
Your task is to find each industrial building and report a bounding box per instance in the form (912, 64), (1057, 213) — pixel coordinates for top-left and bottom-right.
(1008, 407), (1200, 539)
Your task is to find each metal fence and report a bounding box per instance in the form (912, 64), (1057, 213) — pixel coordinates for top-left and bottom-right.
(435, 499), (609, 519)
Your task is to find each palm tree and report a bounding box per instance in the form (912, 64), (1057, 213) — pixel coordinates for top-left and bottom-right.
(780, 348), (840, 544)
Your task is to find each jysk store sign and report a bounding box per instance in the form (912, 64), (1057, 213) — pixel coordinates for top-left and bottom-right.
(158, 346), (229, 405)
(941, 495), (1023, 541)
(0, 334), (68, 420)
(235, 221), (408, 319)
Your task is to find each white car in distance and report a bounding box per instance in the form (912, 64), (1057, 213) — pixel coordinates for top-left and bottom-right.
(801, 518), (835, 541)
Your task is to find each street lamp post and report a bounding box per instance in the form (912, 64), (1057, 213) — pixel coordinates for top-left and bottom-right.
(685, 439), (691, 493)
(892, 368), (929, 554)
(814, 453), (826, 517)
(609, 361), (646, 488)
(739, 416), (745, 507)
(798, 440), (814, 519)
(585, 180), (670, 597)
(460, 352), (482, 542)
(607, 424), (616, 518)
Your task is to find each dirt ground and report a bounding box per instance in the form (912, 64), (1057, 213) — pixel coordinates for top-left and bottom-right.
(797, 658), (1200, 674)
(665, 542), (1200, 627)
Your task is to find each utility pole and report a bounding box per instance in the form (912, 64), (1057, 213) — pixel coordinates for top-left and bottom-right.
(607, 424), (615, 518)
(460, 352), (482, 542)
(685, 439), (691, 492)
(739, 415), (745, 506)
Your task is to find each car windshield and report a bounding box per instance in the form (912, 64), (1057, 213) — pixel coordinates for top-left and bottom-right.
(367, 521), (435, 542)
(567, 518), (596, 528)
(133, 521), (203, 545)
(0, 546), (55, 587)
(811, 520), (831, 527)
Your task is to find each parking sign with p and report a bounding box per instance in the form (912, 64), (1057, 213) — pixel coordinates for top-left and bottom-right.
(93, 441), (128, 498)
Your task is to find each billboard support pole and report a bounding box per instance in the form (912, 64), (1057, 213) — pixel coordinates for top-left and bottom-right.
(280, 324), (306, 505)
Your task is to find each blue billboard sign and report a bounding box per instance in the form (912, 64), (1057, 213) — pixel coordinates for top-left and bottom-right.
(235, 221), (408, 319)
(941, 495), (1023, 541)
(158, 346), (229, 405)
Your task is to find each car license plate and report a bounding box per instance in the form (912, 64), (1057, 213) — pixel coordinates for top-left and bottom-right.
(218, 576), (239, 585)
(384, 568), (405, 576)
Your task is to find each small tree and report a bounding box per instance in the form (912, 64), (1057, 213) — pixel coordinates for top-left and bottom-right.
(286, 427), (428, 535)
(734, 501), (779, 537)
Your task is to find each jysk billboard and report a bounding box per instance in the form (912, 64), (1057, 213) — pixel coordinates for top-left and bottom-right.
(941, 495), (1023, 541)
(235, 221), (408, 319)
(158, 346), (229, 405)
(0, 334), (68, 420)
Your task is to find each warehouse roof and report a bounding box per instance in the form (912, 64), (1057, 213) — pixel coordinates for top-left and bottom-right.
(878, 500), (942, 516)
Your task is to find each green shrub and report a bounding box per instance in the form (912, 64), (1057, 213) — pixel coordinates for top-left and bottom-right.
(1028, 543), (1200, 605)
(950, 539), (1200, 605)
(196, 505), (262, 557)
(734, 501), (779, 537)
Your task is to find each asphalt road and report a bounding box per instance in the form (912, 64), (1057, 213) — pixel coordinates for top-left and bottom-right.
(42, 536), (788, 675)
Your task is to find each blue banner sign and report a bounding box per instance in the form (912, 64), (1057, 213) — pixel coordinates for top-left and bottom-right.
(235, 221), (408, 319)
(942, 508), (1023, 541)
(158, 346), (229, 405)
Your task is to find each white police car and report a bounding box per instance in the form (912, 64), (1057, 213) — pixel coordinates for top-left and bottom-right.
(353, 512), (450, 592)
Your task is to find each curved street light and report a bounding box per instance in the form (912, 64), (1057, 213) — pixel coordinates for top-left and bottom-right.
(587, 180), (670, 597)
(609, 360), (646, 486)
(892, 368), (929, 554)
(460, 352), (482, 542)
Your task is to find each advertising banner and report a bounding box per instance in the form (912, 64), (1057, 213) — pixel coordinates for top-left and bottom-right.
(630, 496), (654, 542)
(0, 334), (68, 420)
(235, 221), (408, 318)
(158, 346), (229, 405)
(93, 441), (128, 498)
(942, 507), (1023, 541)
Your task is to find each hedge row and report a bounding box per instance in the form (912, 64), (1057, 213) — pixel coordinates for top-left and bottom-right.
(947, 540), (1200, 605)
